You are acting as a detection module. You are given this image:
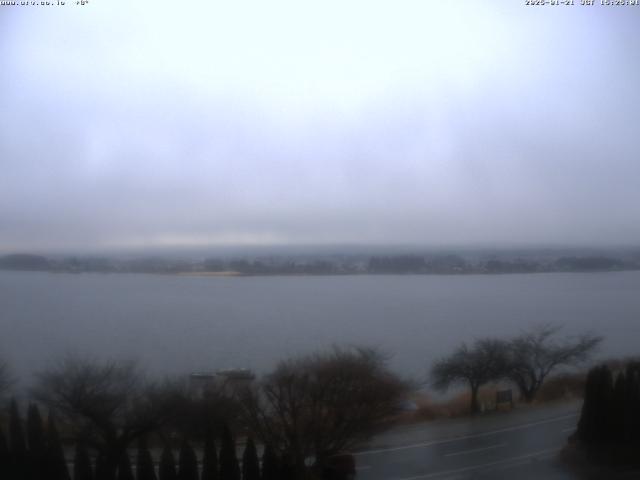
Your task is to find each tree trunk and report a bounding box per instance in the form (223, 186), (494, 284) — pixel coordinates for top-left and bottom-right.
(470, 384), (480, 415)
(522, 389), (535, 403)
(520, 379), (540, 403)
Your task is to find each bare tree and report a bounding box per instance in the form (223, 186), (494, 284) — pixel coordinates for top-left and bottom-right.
(431, 339), (510, 415)
(506, 324), (602, 402)
(0, 359), (13, 398)
(33, 355), (181, 480)
(239, 346), (409, 477)
(161, 379), (240, 442)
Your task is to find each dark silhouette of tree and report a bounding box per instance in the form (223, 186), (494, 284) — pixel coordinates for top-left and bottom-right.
(611, 372), (627, 442)
(27, 403), (47, 480)
(27, 403), (46, 454)
(597, 365), (615, 442)
(95, 454), (109, 480)
(431, 339), (510, 415)
(117, 452), (135, 480)
(200, 432), (218, 480)
(0, 361), (12, 398)
(9, 399), (27, 454)
(240, 347), (408, 475)
(219, 424), (240, 480)
(74, 443), (94, 480)
(159, 446), (177, 480)
(279, 452), (295, 480)
(164, 385), (239, 444)
(136, 438), (157, 480)
(574, 361), (640, 469)
(46, 411), (71, 480)
(577, 365), (614, 444)
(578, 361), (640, 451)
(506, 325), (601, 402)
(241, 437), (260, 480)
(9, 399), (27, 479)
(624, 362), (640, 445)
(34, 356), (180, 480)
(0, 426), (10, 480)
(261, 444), (279, 480)
(322, 454), (356, 480)
(178, 441), (198, 480)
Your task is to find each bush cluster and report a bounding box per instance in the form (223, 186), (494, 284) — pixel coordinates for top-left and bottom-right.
(1, 401), (69, 480)
(578, 361), (640, 444)
(0, 402), (298, 480)
(575, 361), (640, 465)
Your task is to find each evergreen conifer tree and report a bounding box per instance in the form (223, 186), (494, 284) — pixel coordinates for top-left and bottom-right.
(594, 365), (614, 443)
(241, 438), (260, 480)
(27, 404), (46, 454)
(46, 411), (71, 480)
(625, 363), (640, 445)
(611, 372), (627, 442)
(9, 399), (27, 479)
(136, 438), (157, 480)
(95, 454), (109, 480)
(117, 451), (135, 480)
(201, 432), (218, 480)
(178, 441), (198, 480)
(159, 446), (177, 480)
(9, 399), (26, 453)
(219, 425), (240, 480)
(27, 403), (47, 480)
(74, 443), (94, 480)
(279, 452), (295, 480)
(578, 367), (598, 443)
(578, 365), (614, 444)
(260, 444), (279, 480)
(0, 426), (10, 480)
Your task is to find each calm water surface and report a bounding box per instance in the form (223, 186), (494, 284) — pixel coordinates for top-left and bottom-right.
(1, 271), (639, 383)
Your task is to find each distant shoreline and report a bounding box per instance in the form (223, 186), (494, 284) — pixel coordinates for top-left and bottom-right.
(2, 268), (640, 278)
(2, 251), (639, 277)
(175, 270), (243, 277)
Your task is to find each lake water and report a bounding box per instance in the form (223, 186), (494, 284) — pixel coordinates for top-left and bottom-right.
(1, 270), (639, 385)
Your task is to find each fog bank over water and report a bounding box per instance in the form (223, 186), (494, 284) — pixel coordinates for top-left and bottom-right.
(1, 2), (640, 251)
(2, 270), (638, 384)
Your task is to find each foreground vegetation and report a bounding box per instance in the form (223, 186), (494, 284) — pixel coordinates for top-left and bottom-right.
(0, 347), (407, 480)
(566, 360), (640, 470)
(430, 325), (601, 414)
(0, 325), (604, 479)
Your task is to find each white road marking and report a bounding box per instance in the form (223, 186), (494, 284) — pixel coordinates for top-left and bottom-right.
(476, 449), (558, 474)
(355, 413), (578, 456)
(393, 447), (561, 480)
(444, 442), (506, 457)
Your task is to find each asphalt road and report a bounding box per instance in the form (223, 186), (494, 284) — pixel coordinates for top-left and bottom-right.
(354, 401), (582, 480)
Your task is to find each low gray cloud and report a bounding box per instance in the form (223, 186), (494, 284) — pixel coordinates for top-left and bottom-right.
(1, 1), (639, 251)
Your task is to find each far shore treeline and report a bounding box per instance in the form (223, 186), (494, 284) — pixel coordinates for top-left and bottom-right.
(1, 248), (639, 276)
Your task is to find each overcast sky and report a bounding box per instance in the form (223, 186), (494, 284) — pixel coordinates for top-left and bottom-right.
(1, 1), (639, 252)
